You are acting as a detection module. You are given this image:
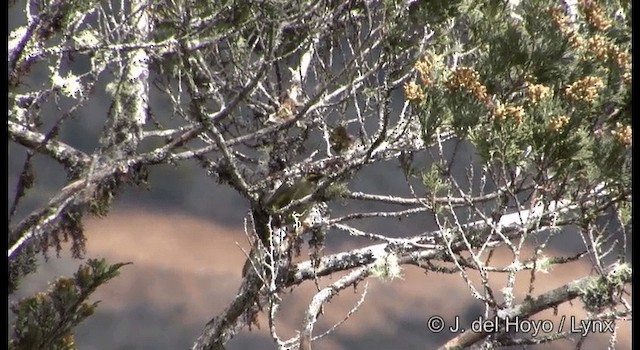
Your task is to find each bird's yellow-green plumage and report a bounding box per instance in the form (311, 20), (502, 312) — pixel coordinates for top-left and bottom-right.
(266, 173), (323, 213)
(242, 173), (323, 277)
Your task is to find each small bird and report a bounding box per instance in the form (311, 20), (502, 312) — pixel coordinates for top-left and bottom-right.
(266, 172), (324, 214)
(268, 82), (303, 124)
(241, 173), (324, 277)
(329, 124), (354, 154)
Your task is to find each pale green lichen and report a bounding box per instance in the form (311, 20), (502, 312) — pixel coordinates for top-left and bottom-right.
(370, 253), (403, 281)
(74, 29), (101, 48)
(534, 256), (553, 274)
(51, 70), (83, 99)
(9, 26), (28, 53)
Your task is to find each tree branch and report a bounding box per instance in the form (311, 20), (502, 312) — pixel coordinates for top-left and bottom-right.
(8, 120), (91, 169)
(298, 265), (371, 350)
(438, 264), (632, 349)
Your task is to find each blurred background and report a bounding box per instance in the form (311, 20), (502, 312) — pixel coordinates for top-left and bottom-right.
(9, 101), (631, 349)
(8, 5), (630, 350)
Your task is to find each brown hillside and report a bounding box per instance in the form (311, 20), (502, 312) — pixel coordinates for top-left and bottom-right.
(11, 209), (631, 349)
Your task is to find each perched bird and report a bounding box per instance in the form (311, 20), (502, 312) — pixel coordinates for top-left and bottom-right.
(329, 124), (354, 154)
(266, 172), (324, 214)
(268, 82), (303, 124)
(241, 173), (324, 277)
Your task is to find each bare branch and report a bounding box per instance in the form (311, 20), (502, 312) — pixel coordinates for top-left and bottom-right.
(438, 264), (631, 350)
(8, 121), (91, 169)
(298, 266), (371, 350)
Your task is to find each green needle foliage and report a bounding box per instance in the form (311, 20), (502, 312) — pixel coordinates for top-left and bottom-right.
(406, 0), (630, 205)
(9, 259), (130, 350)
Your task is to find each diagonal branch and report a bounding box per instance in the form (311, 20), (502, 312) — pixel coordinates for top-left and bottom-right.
(8, 120), (91, 169)
(191, 262), (266, 350)
(298, 265), (372, 350)
(8, 169), (107, 259)
(438, 264), (631, 349)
